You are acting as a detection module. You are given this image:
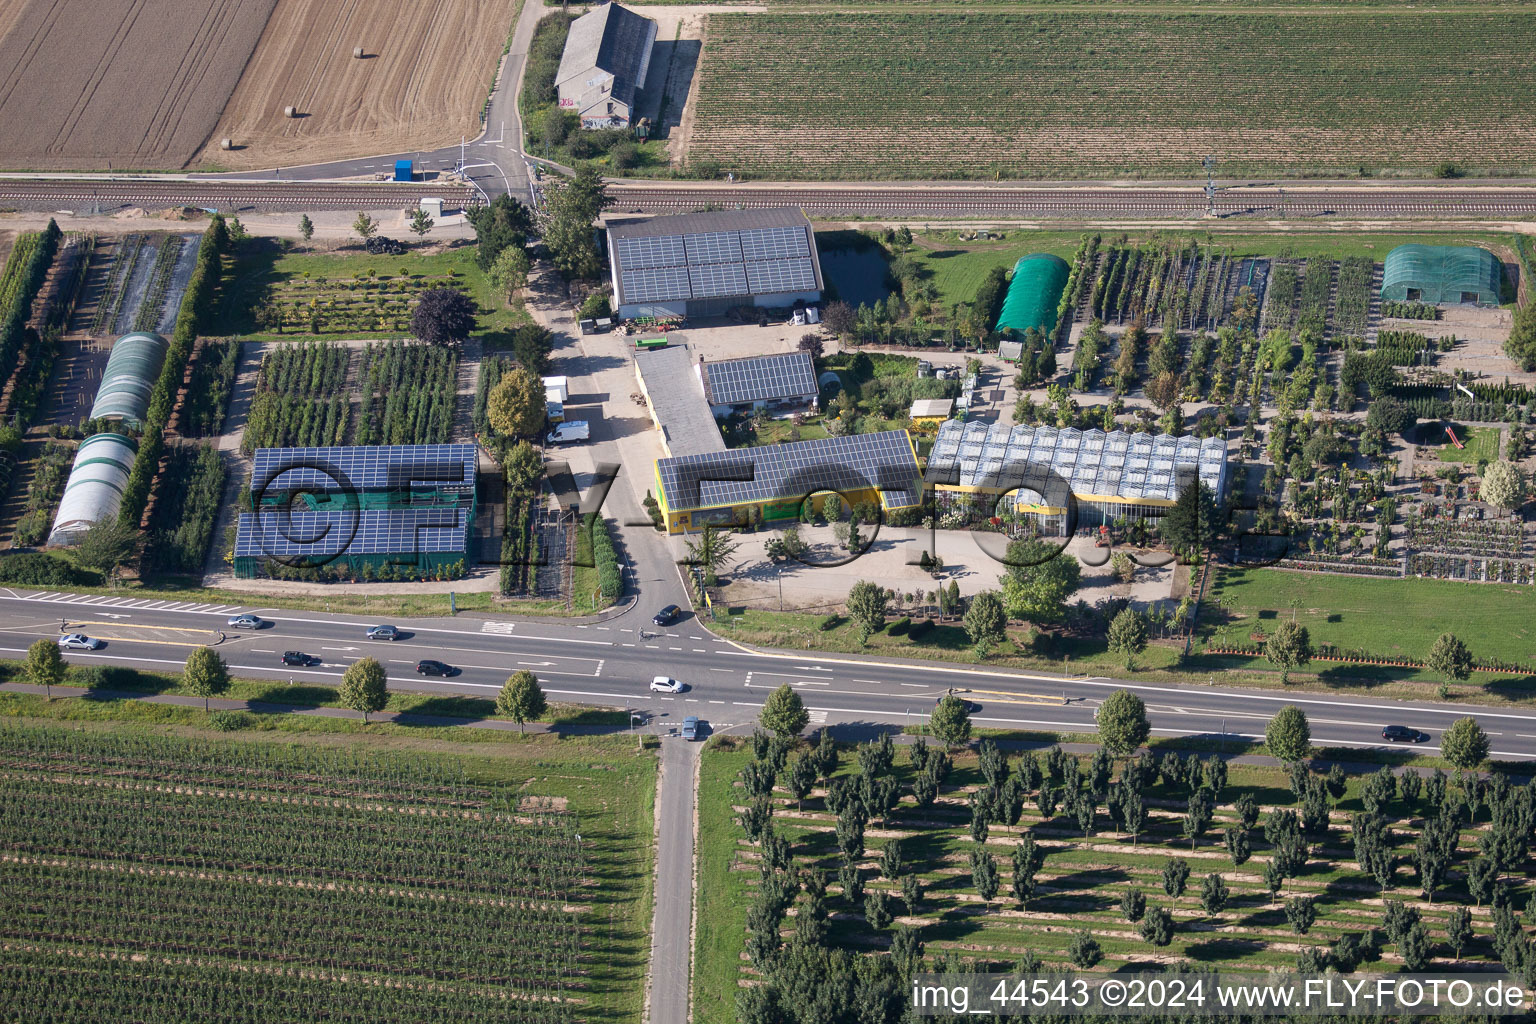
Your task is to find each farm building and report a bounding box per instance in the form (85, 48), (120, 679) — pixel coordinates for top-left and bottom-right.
(556, 2), (657, 130)
(46, 432), (139, 546)
(89, 332), (168, 426)
(703, 351), (819, 416)
(233, 508), (470, 579)
(607, 208), (823, 320)
(909, 398), (954, 428)
(1381, 245), (1502, 307)
(925, 421), (1227, 533)
(995, 254), (1070, 334)
(653, 430), (922, 533)
(634, 345), (726, 458)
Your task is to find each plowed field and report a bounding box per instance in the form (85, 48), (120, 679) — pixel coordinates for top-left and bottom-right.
(197, 0), (519, 170)
(0, 0), (276, 170)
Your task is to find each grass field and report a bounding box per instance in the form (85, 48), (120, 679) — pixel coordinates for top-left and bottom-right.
(214, 240), (528, 344)
(0, 715), (655, 1023)
(690, 12), (1536, 180)
(694, 738), (1525, 1024)
(1203, 567), (1536, 671)
(1435, 424), (1502, 464)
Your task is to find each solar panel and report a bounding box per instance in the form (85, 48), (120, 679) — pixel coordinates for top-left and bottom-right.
(688, 262), (749, 299)
(234, 509), (468, 559)
(623, 264), (693, 304)
(657, 430), (920, 513)
(746, 258), (817, 295)
(703, 351), (818, 406)
(616, 234), (686, 271)
(739, 225), (810, 261)
(683, 231), (743, 265)
(251, 445), (476, 496)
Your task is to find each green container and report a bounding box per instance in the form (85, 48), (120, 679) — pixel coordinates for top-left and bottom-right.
(635, 337), (668, 350)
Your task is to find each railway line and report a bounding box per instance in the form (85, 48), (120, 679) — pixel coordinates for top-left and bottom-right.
(3, 176), (1536, 220)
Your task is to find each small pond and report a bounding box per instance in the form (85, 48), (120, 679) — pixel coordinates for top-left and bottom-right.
(816, 243), (890, 309)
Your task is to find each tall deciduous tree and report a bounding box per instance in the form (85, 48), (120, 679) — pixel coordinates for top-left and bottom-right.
(352, 212), (378, 241)
(487, 367), (546, 437)
(846, 581), (889, 645)
(75, 518), (135, 577)
(339, 657), (388, 723)
(761, 684), (809, 738)
(1106, 609), (1149, 670)
(1266, 706), (1312, 764)
(26, 637), (66, 700)
(467, 192), (534, 270)
(1000, 538), (1080, 624)
(298, 214), (314, 242)
(1440, 717), (1490, 771)
(929, 695), (972, 749)
(963, 589), (1007, 657)
(488, 246), (532, 301)
(1426, 633), (1474, 685)
(1097, 689), (1150, 756)
(411, 287), (477, 346)
(497, 670), (547, 732)
(182, 646), (230, 711)
(539, 166), (611, 279)
(1265, 620), (1313, 683)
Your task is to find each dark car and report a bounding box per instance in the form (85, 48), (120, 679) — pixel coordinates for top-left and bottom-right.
(416, 660), (456, 677)
(366, 624), (402, 641)
(281, 651), (318, 667)
(653, 605), (681, 627)
(1382, 725), (1429, 743)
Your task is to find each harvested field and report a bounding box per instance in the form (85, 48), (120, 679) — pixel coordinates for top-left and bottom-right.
(0, 0), (277, 170)
(687, 11), (1536, 180)
(197, 0), (520, 171)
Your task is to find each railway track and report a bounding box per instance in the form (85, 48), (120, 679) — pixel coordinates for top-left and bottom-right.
(0, 178), (479, 212)
(606, 184), (1536, 218)
(3, 176), (1536, 219)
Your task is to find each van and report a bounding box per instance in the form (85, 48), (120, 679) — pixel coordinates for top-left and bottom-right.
(546, 421), (590, 446)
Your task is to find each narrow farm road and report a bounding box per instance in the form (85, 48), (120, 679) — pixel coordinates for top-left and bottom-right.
(647, 735), (702, 1024)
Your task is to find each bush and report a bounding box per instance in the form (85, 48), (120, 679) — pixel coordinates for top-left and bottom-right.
(907, 618), (935, 640)
(819, 613), (843, 631)
(588, 514), (622, 603)
(888, 616), (912, 636)
(209, 710), (253, 732)
(0, 552), (99, 587)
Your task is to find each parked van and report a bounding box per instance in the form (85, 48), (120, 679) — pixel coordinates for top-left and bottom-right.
(546, 421), (590, 445)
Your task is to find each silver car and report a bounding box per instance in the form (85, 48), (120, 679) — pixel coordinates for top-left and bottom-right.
(58, 633), (103, 651)
(227, 614), (265, 630)
(366, 624), (401, 641)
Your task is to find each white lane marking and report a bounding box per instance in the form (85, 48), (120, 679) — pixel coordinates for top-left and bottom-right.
(251, 649), (274, 653)
(709, 700), (725, 704)
(481, 622), (518, 634)
(710, 668), (733, 673)
(901, 683), (927, 688)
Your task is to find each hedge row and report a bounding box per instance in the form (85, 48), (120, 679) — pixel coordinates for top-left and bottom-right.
(591, 515), (621, 602)
(0, 551), (101, 587)
(0, 221), (61, 388)
(143, 444), (225, 575)
(118, 215), (227, 531)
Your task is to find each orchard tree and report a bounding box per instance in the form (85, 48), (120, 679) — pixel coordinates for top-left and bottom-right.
(1106, 608), (1149, 670)
(930, 695), (972, 749)
(963, 589), (1008, 657)
(1440, 717), (1490, 771)
(1069, 930), (1103, 969)
(488, 245), (532, 302)
(1285, 896), (1316, 935)
(1266, 620), (1313, 683)
(1266, 705), (1312, 764)
(25, 637), (66, 700)
(497, 670), (547, 732)
(352, 211), (378, 242)
(1426, 633), (1473, 686)
(298, 214), (314, 242)
(182, 646), (230, 711)
(339, 657), (388, 723)
(1139, 906), (1175, 947)
(761, 684), (809, 737)
(1200, 873), (1229, 914)
(1097, 689), (1150, 757)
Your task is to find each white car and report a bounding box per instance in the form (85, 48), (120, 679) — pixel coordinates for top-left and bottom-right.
(58, 633), (103, 651)
(227, 614), (265, 630)
(650, 676), (684, 693)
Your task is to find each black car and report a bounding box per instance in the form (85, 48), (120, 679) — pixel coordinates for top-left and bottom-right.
(1382, 725), (1429, 743)
(281, 651), (318, 667)
(653, 605), (681, 627)
(416, 660), (456, 677)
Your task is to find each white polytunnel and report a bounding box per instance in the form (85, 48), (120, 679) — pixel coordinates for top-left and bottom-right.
(90, 331), (169, 426)
(47, 432), (139, 546)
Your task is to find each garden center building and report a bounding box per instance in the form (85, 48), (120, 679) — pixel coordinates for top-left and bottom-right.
(925, 421), (1227, 532)
(234, 444), (476, 577)
(1380, 245), (1502, 307)
(606, 208), (823, 320)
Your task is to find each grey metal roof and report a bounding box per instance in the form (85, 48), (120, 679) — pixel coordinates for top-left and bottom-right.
(634, 346), (725, 458)
(704, 351), (818, 407)
(657, 430), (921, 514)
(90, 332), (168, 425)
(234, 509), (468, 560)
(250, 445), (477, 496)
(607, 208), (823, 307)
(556, 3), (656, 114)
(925, 421), (1227, 505)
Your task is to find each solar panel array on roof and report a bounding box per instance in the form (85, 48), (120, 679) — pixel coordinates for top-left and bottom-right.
(608, 209), (821, 307)
(926, 422), (1225, 504)
(658, 430), (920, 512)
(703, 351), (819, 407)
(233, 509), (468, 559)
(250, 444), (476, 495)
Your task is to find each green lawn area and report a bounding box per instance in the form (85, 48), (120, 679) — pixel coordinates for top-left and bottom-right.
(0, 703), (656, 1024)
(213, 239), (529, 345)
(1434, 424), (1501, 463)
(1203, 567), (1536, 672)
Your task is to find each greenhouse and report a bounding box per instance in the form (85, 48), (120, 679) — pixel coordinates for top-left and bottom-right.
(89, 332), (169, 426)
(47, 432), (139, 546)
(1381, 245), (1501, 306)
(232, 508), (470, 578)
(994, 254), (1070, 334)
(250, 444), (478, 511)
(925, 421), (1227, 532)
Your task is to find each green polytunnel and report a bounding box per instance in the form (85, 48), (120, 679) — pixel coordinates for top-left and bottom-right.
(1381, 245), (1501, 307)
(90, 332), (169, 425)
(994, 254), (1070, 334)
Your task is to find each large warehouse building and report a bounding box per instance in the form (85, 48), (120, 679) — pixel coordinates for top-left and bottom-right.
(607, 208), (823, 320)
(556, 2), (657, 130)
(925, 422), (1227, 533)
(235, 444), (476, 577)
(1381, 244), (1502, 307)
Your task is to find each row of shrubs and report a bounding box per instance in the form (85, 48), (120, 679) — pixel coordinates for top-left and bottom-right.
(0, 221), (60, 391)
(0, 551), (102, 587)
(591, 515), (621, 603)
(143, 445), (225, 575)
(819, 612), (938, 641)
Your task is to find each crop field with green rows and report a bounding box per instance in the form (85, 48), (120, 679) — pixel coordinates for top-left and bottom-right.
(0, 723), (655, 1024)
(688, 12), (1536, 180)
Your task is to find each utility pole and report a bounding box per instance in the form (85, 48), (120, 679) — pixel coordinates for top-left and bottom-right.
(460, 135), (466, 174)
